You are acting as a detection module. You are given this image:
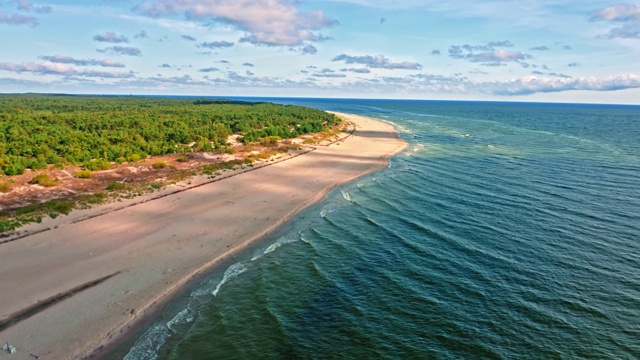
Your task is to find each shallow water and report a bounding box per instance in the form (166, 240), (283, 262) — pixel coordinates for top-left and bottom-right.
(120, 99), (640, 359)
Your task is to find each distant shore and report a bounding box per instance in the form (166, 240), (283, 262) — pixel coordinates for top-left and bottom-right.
(0, 112), (406, 360)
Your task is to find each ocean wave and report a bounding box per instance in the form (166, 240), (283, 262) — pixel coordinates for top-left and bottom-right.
(263, 235), (299, 255)
(340, 189), (352, 202)
(167, 308), (195, 332)
(212, 263), (248, 297)
(123, 324), (172, 360)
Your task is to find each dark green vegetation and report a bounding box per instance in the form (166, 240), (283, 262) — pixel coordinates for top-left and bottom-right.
(0, 95), (339, 176)
(0, 194), (104, 232)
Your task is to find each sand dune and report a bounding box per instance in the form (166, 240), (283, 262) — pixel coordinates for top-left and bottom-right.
(0, 113), (406, 359)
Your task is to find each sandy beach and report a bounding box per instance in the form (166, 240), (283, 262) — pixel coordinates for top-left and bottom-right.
(0, 113), (406, 359)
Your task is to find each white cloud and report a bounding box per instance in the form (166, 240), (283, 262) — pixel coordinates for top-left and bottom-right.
(133, 0), (337, 46)
(39, 55), (126, 68)
(93, 31), (130, 43)
(332, 54), (422, 70)
(198, 67), (219, 72)
(448, 42), (532, 65)
(97, 46), (142, 56)
(302, 44), (318, 55)
(0, 61), (133, 78)
(17, 0), (52, 13)
(0, 11), (38, 25)
(148, 74), (209, 85)
(489, 74), (640, 95)
(198, 40), (234, 49)
(590, 5), (640, 22)
(530, 45), (550, 51)
(342, 67), (371, 73)
(598, 24), (640, 39)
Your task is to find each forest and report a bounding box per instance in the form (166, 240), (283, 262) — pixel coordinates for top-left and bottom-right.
(0, 95), (340, 176)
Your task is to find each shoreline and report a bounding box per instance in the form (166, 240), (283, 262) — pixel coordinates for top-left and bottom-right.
(0, 113), (406, 360)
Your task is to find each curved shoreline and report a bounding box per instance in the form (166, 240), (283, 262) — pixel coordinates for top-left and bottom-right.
(0, 113), (406, 360)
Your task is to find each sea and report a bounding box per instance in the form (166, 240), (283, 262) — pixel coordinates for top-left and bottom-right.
(114, 99), (640, 359)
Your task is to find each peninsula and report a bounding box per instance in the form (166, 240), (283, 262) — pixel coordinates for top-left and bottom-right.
(0, 109), (406, 359)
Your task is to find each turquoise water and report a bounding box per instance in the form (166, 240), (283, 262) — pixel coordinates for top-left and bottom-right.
(121, 100), (640, 359)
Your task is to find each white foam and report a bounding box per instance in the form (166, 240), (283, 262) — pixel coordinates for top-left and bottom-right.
(212, 263), (248, 297)
(320, 203), (340, 217)
(167, 308), (195, 332)
(264, 235), (299, 255)
(341, 189), (352, 202)
(123, 324), (171, 360)
(299, 232), (311, 244)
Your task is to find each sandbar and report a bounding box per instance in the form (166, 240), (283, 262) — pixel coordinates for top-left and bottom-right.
(0, 113), (406, 359)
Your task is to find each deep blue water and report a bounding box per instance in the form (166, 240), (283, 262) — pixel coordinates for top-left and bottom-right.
(121, 99), (640, 359)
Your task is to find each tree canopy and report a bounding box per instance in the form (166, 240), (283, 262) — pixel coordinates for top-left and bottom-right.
(0, 95), (340, 175)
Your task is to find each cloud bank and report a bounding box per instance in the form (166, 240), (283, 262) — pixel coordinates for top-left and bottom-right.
(0, 11), (38, 26)
(448, 41), (531, 66)
(97, 46), (142, 56)
(198, 40), (234, 49)
(332, 54), (422, 70)
(39, 55), (126, 68)
(134, 0), (337, 46)
(93, 32), (130, 43)
(0, 61), (133, 78)
(17, 0), (51, 14)
(591, 5), (640, 39)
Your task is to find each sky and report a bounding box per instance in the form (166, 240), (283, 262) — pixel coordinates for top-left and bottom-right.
(1, 0), (640, 103)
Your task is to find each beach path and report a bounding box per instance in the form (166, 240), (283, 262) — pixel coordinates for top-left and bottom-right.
(0, 113), (406, 359)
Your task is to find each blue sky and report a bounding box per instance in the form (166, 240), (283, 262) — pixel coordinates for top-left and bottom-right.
(1, 0), (639, 103)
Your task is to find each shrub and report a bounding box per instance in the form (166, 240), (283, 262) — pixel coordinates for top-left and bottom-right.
(106, 182), (126, 191)
(127, 154), (141, 163)
(259, 136), (281, 147)
(0, 181), (11, 193)
(83, 159), (111, 171)
(75, 170), (93, 179)
(29, 173), (57, 187)
(84, 192), (105, 204)
(152, 161), (167, 169)
(176, 156), (189, 163)
(0, 219), (22, 233)
(202, 164), (214, 175)
(44, 199), (74, 217)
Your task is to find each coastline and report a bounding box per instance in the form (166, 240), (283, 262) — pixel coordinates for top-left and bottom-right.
(0, 113), (406, 360)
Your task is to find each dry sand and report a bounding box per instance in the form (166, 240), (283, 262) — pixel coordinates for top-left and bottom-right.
(0, 113), (406, 359)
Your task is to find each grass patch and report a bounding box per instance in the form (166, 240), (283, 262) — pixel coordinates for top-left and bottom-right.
(83, 192), (106, 205)
(16, 204), (39, 215)
(167, 170), (194, 182)
(106, 182), (126, 191)
(29, 173), (58, 187)
(43, 199), (74, 218)
(0, 219), (22, 233)
(75, 170), (93, 179)
(152, 161), (167, 169)
(201, 164), (214, 175)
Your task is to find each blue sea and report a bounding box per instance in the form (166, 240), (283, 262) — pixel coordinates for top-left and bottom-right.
(117, 99), (640, 359)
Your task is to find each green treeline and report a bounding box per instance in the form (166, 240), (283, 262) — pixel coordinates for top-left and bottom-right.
(0, 95), (340, 175)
